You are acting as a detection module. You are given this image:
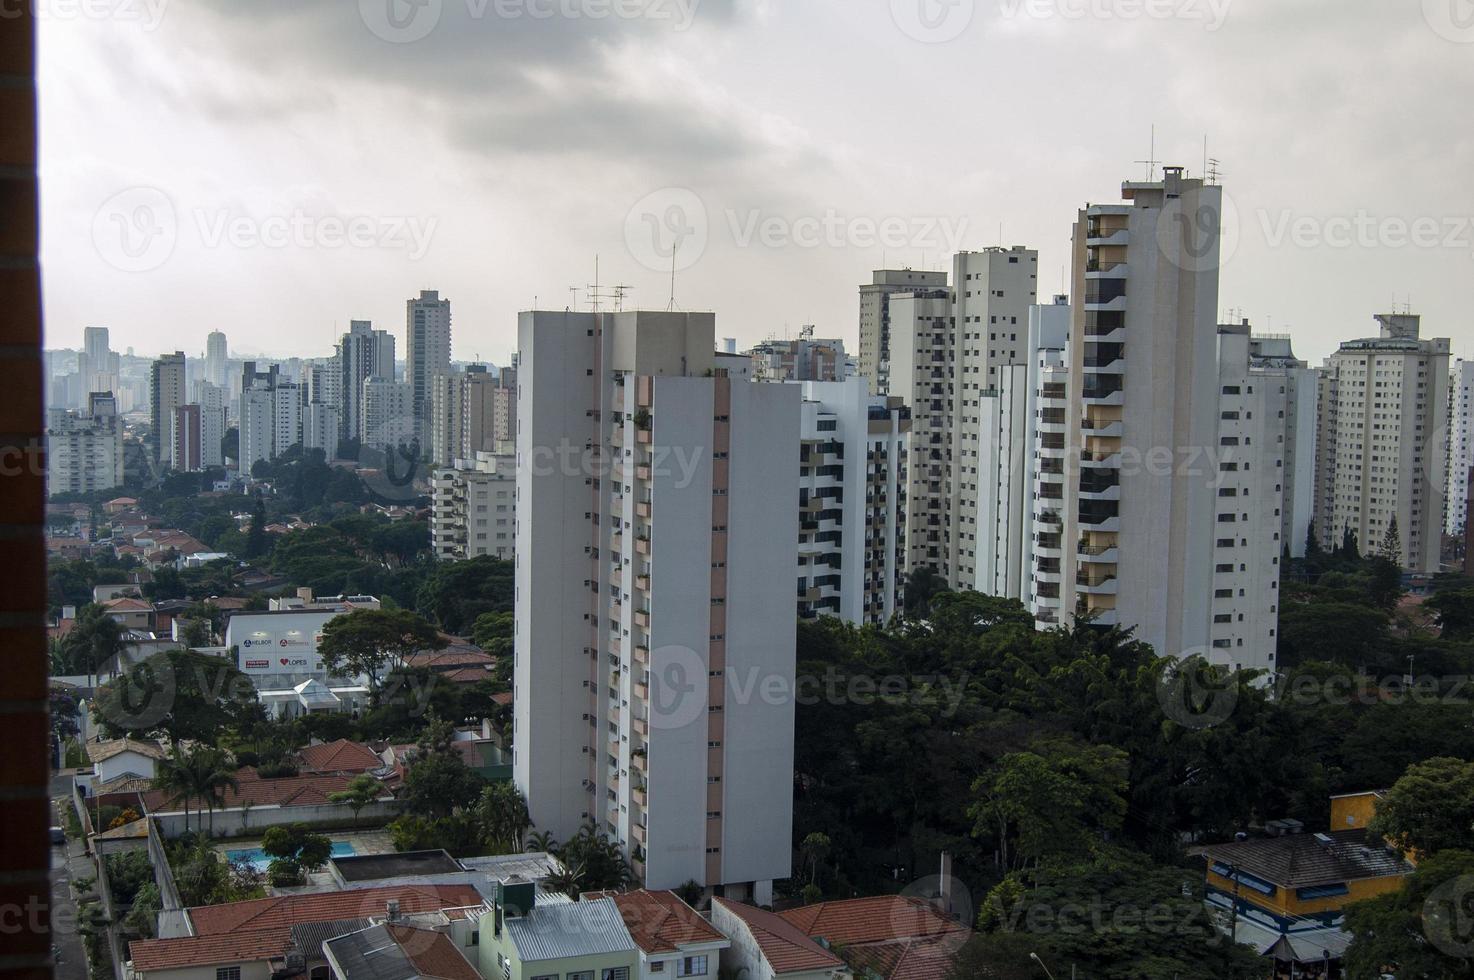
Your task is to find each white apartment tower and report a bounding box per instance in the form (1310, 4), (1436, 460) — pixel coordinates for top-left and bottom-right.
(1035, 169), (1283, 671)
(408, 290), (453, 448)
(795, 378), (910, 625)
(1314, 313), (1451, 572)
(198, 382), (226, 468)
(1448, 359), (1473, 537)
(1246, 332), (1318, 558)
(514, 310), (797, 903)
(239, 383), (275, 471)
(361, 378), (415, 453)
(46, 392), (123, 496)
(858, 269), (949, 394)
(432, 452), (516, 561)
(429, 365), (512, 467)
(205, 331), (229, 389)
(339, 320), (396, 443)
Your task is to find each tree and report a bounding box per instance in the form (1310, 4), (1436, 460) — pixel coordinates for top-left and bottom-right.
(245, 497), (268, 559)
(475, 781), (531, 854)
(1379, 515), (1402, 564)
(328, 774), (383, 825)
(59, 603), (124, 687)
(1369, 757), (1474, 856)
(1428, 589), (1474, 641)
(799, 832), (831, 889)
(400, 719), (487, 820)
(262, 824), (333, 883)
(95, 649), (258, 743)
(471, 612), (514, 656)
(153, 746), (237, 836)
(317, 608), (445, 692)
(903, 567), (950, 618)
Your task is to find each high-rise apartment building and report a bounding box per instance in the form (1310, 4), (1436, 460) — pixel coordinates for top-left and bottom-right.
(432, 452), (516, 561)
(858, 269), (948, 394)
(198, 382), (226, 468)
(514, 310), (796, 903)
(888, 247), (1039, 588)
(149, 352), (187, 465)
(171, 403), (203, 472)
(750, 329), (849, 383)
(205, 330), (229, 389)
(339, 320), (396, 443)
(1031, 169), (1284, 671)
(429, 365), (513, 467)
(46, 391), (123, 495)
(795, 378), (909, 625)
(408, 290), (452, 448)
(239, 383), (275, 472)
(273, 382), (304, 457)
(80, 326), (119, 396)
(1314, 313), (1451, 572)
(1448, 359), (1473, 537)
(1246, 332), (1318, 558)
(361, 378), (415, 453)
(304, 402), (341, 456)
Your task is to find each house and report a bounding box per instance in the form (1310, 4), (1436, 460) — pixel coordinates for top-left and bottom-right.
(1197, 791), (1413, 976)
(711, 898), (847, 980)
(479, 879), (639, 980)
(777, 895), (968, 980)
(94, 583), (142, 603)
(324, 922), (481, 980)
(296, 739), (384, 775)
(85, 737), (165, 785)
(101, 596), (154, 631)
(138, 768), (394, 838)
(103, 496), (139, 515)
(405, 641), (498, 686)
(601, 889), (731, 980)
(127, 883), (484, 980)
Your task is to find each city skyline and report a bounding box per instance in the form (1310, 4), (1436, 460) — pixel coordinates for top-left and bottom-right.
(38, 3), (1474, 365)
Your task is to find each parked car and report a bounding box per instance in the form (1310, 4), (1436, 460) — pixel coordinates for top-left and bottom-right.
(48, 826), (65, 845)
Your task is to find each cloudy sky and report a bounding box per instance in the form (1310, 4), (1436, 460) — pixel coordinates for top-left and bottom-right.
(38, 0), (1474, 366)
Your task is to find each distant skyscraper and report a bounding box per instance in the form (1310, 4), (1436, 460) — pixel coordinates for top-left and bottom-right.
(205, 331), (229, 389)
(407, 290), (452, 449)
(171, 404), (203, 472)
(429, 364), (515, 466)
(198, 382), (226, 468)
(47, 391), (123, 495)
(749, 329), (849, 382)
(80, 326), (119, 398)
(339, 320), (395, 444)
(1314, 313), (1451, 572)
(1448, 359), (1473, 537)
(361, 378), (415, 452)
(432, 451), (515, 561)
(858, 269), (948, 394)
(150, 352), (187, 465)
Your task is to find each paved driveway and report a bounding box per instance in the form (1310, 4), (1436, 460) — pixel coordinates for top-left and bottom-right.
(50, 799), (90, 980)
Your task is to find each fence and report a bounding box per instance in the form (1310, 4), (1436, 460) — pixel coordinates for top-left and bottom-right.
(150, 799), (401, 840)
(146, 818), (190, 940)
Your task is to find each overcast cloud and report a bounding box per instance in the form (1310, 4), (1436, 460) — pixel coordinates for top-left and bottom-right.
(38, 0), (1474, 364)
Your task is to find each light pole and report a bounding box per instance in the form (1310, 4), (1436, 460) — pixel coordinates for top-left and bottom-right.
(1029, 952), (1056, 980)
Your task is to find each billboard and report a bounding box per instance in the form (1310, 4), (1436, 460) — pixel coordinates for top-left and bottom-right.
(226, 611), (337, 676)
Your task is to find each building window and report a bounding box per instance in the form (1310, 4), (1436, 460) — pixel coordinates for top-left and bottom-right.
(217, 969), (241, 980)
(569, 974), (594, 980)
(650, 964), (666, 974)
(678, 956), (710, 976)
(603, 970), (631, 980)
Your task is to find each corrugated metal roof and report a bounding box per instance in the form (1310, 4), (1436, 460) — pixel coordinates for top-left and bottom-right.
(505, 898), (637, 962)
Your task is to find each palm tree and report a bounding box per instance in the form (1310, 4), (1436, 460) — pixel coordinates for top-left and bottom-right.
(153, 747), (195, 835)
(199, 749), (240, 837)
(476, 782), (531, 854)
(156, 746), (238, 836)
(525, 829), (557, 854)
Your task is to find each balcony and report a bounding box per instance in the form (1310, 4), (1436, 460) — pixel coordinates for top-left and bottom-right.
(631, 750), (647, 773)
(636, 501), (652, 519)
(1076, 570), (1119, 594)
(633, 644), (649, 665)
(635, 574), (650, 592)
(631, 821), (647, 844)
(635, 536), (652, 556)
(634, 608), (651, 629)
(636, 464), (651, 481)
(633, 715), (649, 736)
(632, 784), (647, 807)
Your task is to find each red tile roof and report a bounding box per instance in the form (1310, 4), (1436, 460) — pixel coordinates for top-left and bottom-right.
(296, 739), (383, 774)
(142, 772), (358, 813)
(407, 646), (496, 670)
(386, 924), (483, 980)
(129, 885), (483, 973)
(713, 898), (844, 975)
(102, 597), (153, 613)
(778, 896), (968, 980)
(189, 883), (484, 935)
(608, 890), (726, 954)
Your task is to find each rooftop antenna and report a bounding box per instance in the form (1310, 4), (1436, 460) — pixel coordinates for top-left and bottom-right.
(1207, 157), (1222, 186)
(1134, 124), (1159, 181)
(666, 249), (679, 312)
(611, 285), (631, 312)
(567, 286), (578, 311)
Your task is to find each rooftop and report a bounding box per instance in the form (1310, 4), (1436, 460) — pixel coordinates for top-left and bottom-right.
(326, 923), (481, 980)
(86, 737), (165, 764)
(297, 738), (383, 773)
(141, 771), (359, 813)
(1198, 829), (1412, 888)
(187, 883), (484, 936)
(333, 851), (466, 883)
(713, 898), (844, 976)
(504, 897), (637, 962)
(603, 889), (727, 954)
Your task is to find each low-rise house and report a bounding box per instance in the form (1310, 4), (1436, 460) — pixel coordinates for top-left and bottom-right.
(296, 739), (384, 775)
(102, 596), (155, 631)
(778, 895), (967, 980)
(711, 898), (847, 980)
(139, 768), (395, 838)
(479, 879), (639, 980)
(86, 737), (166, 785)
(94, 583), (143, 603)
(602, 889), (731, 980)
(325, 922), (482, 980)
(127, 883), (484, 980)
(1197, 791), (1413, 974)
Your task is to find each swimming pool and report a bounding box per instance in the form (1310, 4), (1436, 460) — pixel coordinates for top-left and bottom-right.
(225, 840), (357, 872)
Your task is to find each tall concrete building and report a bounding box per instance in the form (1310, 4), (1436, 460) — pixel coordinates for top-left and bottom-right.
(429, 365), (513, 467)
(198, 382), (226, 468)
(171, 403), (203, 472)
(1247, 332), (1318, 558)
(80, 326), (119, 395)
(361, 378), (415, 453)
(1314, 313), (1451, 572)
(750, 329), (849, 383)
(1030, 169), (1284, 671)
(858, 269), (948, 394)
(149, 351), (187, 465)
(239, 383), (275, 472)
(1448, 359), (1473, 537)
(432, 451), (516, 561)
(888, 246), (1039, 588)
(795, 378), (909, 625)
(407, 290), (453, 449)
(339, 320), (396, 443)
(514, 310), (797, 902)
(46, 391), (123, 495)
(304, 402), (341, 456)
(205, 330), (229, 389)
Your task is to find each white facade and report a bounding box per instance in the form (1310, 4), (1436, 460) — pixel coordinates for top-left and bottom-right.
(408, 290), (453, 447)
(239, 384), (275, 471)
(1448, 359), (1473, 537)
(858, 268), (949, 394)
(795, 378), (909, 625)
(224, 609), (340, 681)
(304, 402), (341, 456)
(205, 330), (229, 389)
(514, 310), (796, 899)
(361, 378), (415, 453)
(429, 365), (511, 467)
(46, 392), (123, 496)
(1035, 170), (1282, 672)
(339, 320), (395, 443)
(198, 382), (225, 468)
(1314, 314), (1450, 572)
(1247, 333), (1318, 557)
(273, 382), (304, 457)
(432, 452), (516, 560)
